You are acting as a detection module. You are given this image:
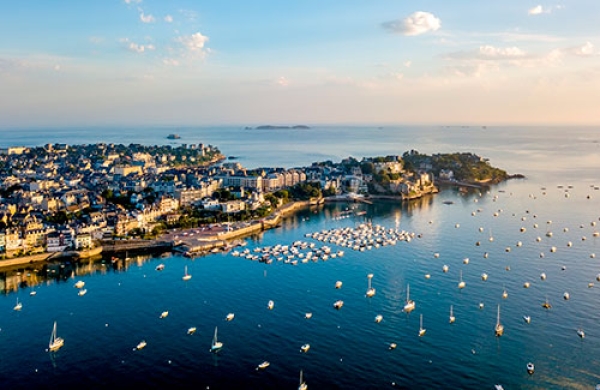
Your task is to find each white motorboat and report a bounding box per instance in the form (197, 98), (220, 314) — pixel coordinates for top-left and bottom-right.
(577, 328), (585, 338)
(442, 265), (449, 273)
(155, 263), (165, 271)
(187, 327), (197, 335)
(374, 314), (383, 323)
(335, 281), (343, 289)
(48, 321), (65, 352)
(481, 273), (488, 281)
(300, 343), (310, 353)
(226, 313), (235, 321)
(160, 311), (169, 318)
(256, 361), (270, 370)
(523, 316), (531, 324)
(527, 362), (535, 374)
(74, 280), (85, 289)
(135, 340), (147, 350)
(268, 300), (274, 310)
(305, 312), (312, 319)
(389, 342), (397, 350)
(563, 292), (570, 300)
(333, 300), (344, 309)
(78, 288), (87, 296)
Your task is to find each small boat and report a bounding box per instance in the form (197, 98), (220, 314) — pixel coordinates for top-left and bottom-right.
(267, 300), (275, 310)
(167, 133), (181, 139)
(479, 302), (484, 309)
(495, 305), (504, 337)
(458, 270), (466, 289)
(577, 328), (585, 338)
(523, 316), (531, 324)
(389, 342), (397, 350)
(13, 297), (22, 311)
(155, 263), (165, 271)
(540, 272), (547, 281)
(495, 386), (504, 390)
(135, 340), (147, 350)
(424, 273), (431, 279)
(48, 321), (65, 352)
(403, 284), (415, 313)
(563, 292), (570, 300)
(542, 297), (552, 309)
(160, 311), (169, 318)
(527, 362), (535, 374)
(333, 300), (344, 309)
(523, 282), (530, 288)
(182, 266), (192, 281)
(187, 327), (197, 335)
(481, 273), (488, 281)
(300, 343), (310, 353)
(78, 288), (87, 296)
(365, 273), (376, 297)
(419, 314), (426, 337)
(226, 313), (235, 321)
(30, 287), (37, 296)
(449, 305), (455, 324)
(210, 326), (223, 353)
(502, 288), (508, 299)
(74, 280), (85, 289)
(305, 312), (312, 319)
(256, 361), (270, 370)
(298, 369), (307, 390)
(335, 281), (343, 289)
(442, 264), (449, 273)
(374, 314), (383, 323)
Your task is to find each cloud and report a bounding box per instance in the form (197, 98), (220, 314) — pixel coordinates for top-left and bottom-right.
(89, 36), (104, 44)
(162, 58), (180, 66)
(528, 4), (563, 15)
(479, 45), (526, 58)
(382, 11), (441, 36)
(528, 5), (544, 15)
(164, 15), (173, 23)
(276, 76), (289, 87)
(121, 38), (155, 54)
(570, 41), (595, 56)
(404, 60), (412, 68)
(140, 12), (155, 23)
(124, 0), (141, 4)
(177, 32), (210, 54)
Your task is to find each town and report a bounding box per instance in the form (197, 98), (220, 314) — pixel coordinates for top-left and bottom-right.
(0, 143), (508, 262)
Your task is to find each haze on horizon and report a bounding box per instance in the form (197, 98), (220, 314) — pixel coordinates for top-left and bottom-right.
(1, 0), (599, 128)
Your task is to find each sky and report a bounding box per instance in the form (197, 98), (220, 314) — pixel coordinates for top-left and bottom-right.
(1, 0), (599, 127)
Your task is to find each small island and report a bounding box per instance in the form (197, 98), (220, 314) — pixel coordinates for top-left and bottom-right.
(249, 125), (311, 130)
(167, 134), (181, 139)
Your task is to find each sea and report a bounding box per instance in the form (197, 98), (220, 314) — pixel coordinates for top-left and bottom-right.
(1, 125), (600, 389)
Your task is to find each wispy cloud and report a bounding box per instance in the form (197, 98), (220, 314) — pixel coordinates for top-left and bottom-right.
(162, 58), (180, 66)
(139, 11), (155, 23)
(276, 76), (289, 87)
(164, 15), (173, 23)
(528, 4), (563, 15)
(382, 11), (441, 36)
(120, 38), (155, 54)
(568, 41), (595, 56)
(89, 36), (104, 45)
(124, 0), (142, 4)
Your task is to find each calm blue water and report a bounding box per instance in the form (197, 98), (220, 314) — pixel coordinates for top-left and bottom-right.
(1, 126), (600, 389)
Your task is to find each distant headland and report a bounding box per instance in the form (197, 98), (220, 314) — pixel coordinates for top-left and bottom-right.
(245, 125), (311, 130)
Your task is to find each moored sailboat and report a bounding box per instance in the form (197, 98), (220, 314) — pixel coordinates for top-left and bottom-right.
(210, 326), (223, 353)
(495, 305), (504, 337)
(48, 321), (65, 352)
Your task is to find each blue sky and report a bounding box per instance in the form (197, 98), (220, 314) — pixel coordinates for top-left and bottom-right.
(1, 0), (599, 127)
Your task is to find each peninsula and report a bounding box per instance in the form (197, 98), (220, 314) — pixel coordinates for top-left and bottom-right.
(0, 142), (516, 265)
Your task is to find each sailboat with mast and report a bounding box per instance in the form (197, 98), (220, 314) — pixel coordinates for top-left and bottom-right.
(48, 321), (64, 352)
(366, 273), (376, 297)
(458, 270), (466, 289)
(419, 314), (426, 337)
(495, 305), (504, 337)
(210, 326), (223, 353)
(298, 369), (307, 390)
(403, 284), (415, 312)
(182, 265), (192, 281)
(449, 305), (455, 323)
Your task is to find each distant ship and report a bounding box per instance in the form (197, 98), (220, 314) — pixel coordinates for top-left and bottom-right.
(167, 134), (181, 139)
